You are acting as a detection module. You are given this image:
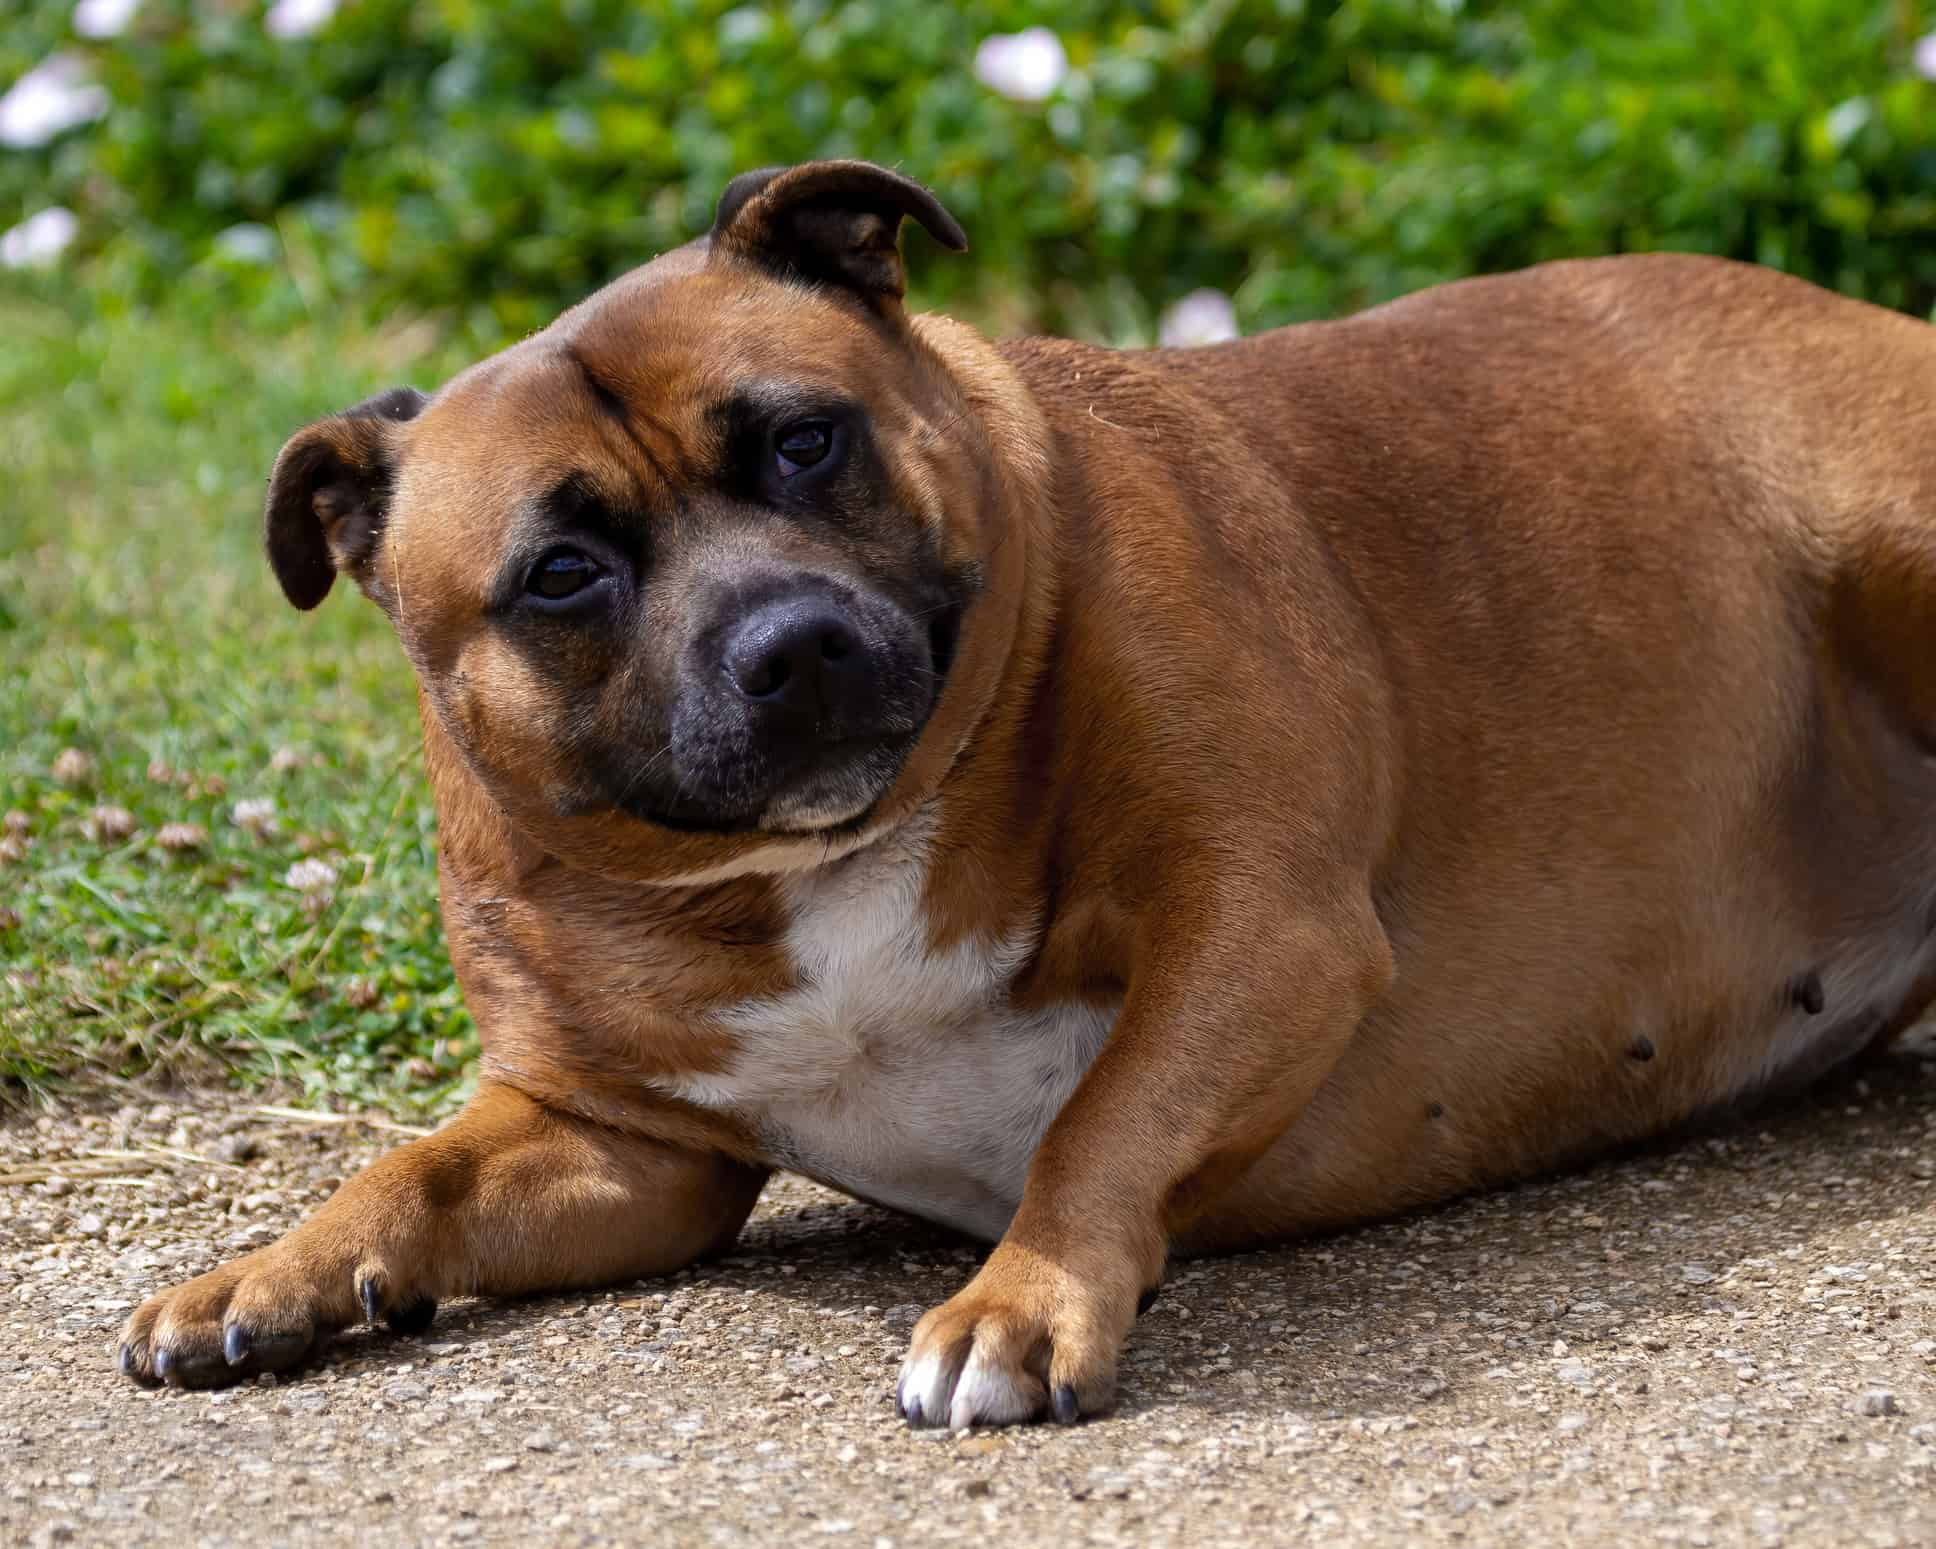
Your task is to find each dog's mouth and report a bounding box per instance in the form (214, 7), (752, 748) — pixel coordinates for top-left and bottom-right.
(612, 730), (919, 837)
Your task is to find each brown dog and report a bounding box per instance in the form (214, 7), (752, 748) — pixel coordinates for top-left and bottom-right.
(118, 160), (1936, 1428)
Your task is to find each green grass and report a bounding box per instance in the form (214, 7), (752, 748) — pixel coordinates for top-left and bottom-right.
(0, 280), (483, 1113)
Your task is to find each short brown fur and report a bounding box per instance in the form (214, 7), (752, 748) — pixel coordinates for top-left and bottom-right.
(123, 162), (1936, 1427)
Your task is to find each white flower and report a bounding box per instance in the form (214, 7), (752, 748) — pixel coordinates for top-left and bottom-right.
(230, 797), (278, 834)
(285, 858), (338, 893)
(264, 0), (339, 39)
(1915, 32), (1936, 82)
(214, 222), (278, 264)
(0, 55), (109, 150)
(1824, 96), (1872, 151)
(72, 0), (139, 39)
(1158, 289), (1239, 348)
(0, 207), (78, 269)
(973, 28), (1068, 104)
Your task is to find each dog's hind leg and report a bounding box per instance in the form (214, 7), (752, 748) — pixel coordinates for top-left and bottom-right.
(1831, 518), (1936, 755)
(115, 1082), (767, 1388)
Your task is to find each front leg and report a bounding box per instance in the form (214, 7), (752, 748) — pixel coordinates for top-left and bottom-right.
(898, 880), (1392, 1428)
(117, 1081), (766, 1388)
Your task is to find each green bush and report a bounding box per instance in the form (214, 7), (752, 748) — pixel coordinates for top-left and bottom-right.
(4, 0), (1934, 343)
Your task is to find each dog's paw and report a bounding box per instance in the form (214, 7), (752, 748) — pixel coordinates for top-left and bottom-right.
(116, 1241), (437, 1390)
(894, 1243), (1137, 1429)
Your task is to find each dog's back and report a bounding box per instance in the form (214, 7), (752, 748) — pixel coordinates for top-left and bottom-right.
(1000, 256), (1936, 1244)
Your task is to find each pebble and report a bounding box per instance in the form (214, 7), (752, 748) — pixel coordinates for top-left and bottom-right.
(215, 1135), (262, 1165)
(7, 1072), (1936, 1548)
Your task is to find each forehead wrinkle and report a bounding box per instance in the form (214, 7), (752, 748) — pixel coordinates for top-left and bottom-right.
(559, 340), (693, 495)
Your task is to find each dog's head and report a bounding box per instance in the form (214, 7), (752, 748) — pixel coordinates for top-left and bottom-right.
(263, 161), (1039, 884)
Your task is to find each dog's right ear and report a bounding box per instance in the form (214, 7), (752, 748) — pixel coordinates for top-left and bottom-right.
(709, 160), (966, 314)
(264, 386), (427, 610)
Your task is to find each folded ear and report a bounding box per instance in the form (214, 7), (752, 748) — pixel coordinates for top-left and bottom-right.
(709, 159), (967, 311)
(263, 386), (427, 610)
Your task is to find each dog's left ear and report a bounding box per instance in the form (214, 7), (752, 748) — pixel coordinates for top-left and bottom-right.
(709, 159), (967, 311)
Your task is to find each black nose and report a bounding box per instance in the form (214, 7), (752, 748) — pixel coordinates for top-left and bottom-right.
(723, 596), (871, 719)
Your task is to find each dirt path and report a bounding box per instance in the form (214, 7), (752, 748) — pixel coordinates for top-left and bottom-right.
(6, 1049), (1936, 1549)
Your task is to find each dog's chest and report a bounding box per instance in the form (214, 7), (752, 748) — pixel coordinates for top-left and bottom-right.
(665, 816), (1115, 1239)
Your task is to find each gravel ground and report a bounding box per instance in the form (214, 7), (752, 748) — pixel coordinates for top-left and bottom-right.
(6, 1047), (1936, 1549)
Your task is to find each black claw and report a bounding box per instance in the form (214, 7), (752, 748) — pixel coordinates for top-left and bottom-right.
(152, 1345), (176, 1384)
(223, 1324), (251, 1366)
(358, 1275), (383, 1326)
(1052, 1385), (1080, 1425)
(118, 1340), (159, 1387)
(386, 1297), (437, 1337)
(1137, 1286), (1161, 1317)
(904, 1394), (925, 1427)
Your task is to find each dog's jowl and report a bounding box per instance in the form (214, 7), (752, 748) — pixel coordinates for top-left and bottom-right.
(120, 160), (1936, 1429)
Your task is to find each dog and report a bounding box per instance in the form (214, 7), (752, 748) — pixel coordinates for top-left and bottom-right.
(117, 159), (1936, 1429)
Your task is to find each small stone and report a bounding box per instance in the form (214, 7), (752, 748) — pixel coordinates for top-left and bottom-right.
(74, 1213), (104, 1238)
(51, 749), (95, 786)
(1860, 1390), (1900, 1417)
(1679, 1265), (1716, 1285)
(481, 1456), (518, 1474)
(524, 1431), (557, 1453)
(215, 1134), (262, 1165)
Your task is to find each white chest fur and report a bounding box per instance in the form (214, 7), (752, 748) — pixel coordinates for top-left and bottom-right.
(665, 809), (1116, 1240)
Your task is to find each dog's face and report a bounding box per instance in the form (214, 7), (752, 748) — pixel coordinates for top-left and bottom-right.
(263, 163), (1030, 883)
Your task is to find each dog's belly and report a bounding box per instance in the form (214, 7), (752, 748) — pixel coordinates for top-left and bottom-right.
(661, 809), (1117, 1239)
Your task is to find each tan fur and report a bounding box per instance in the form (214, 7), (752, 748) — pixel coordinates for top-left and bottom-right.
(123, 164), (1936, 1428)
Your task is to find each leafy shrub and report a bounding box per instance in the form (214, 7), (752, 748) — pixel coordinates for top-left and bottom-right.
(4, 0), (1933, 343)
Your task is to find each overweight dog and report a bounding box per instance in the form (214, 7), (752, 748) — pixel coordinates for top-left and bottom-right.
(118, 160), (1936, 1428)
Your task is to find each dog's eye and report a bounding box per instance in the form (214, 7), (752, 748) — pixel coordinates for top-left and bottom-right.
(526, 547), (601, 601)
(775, 420), (834, 478)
